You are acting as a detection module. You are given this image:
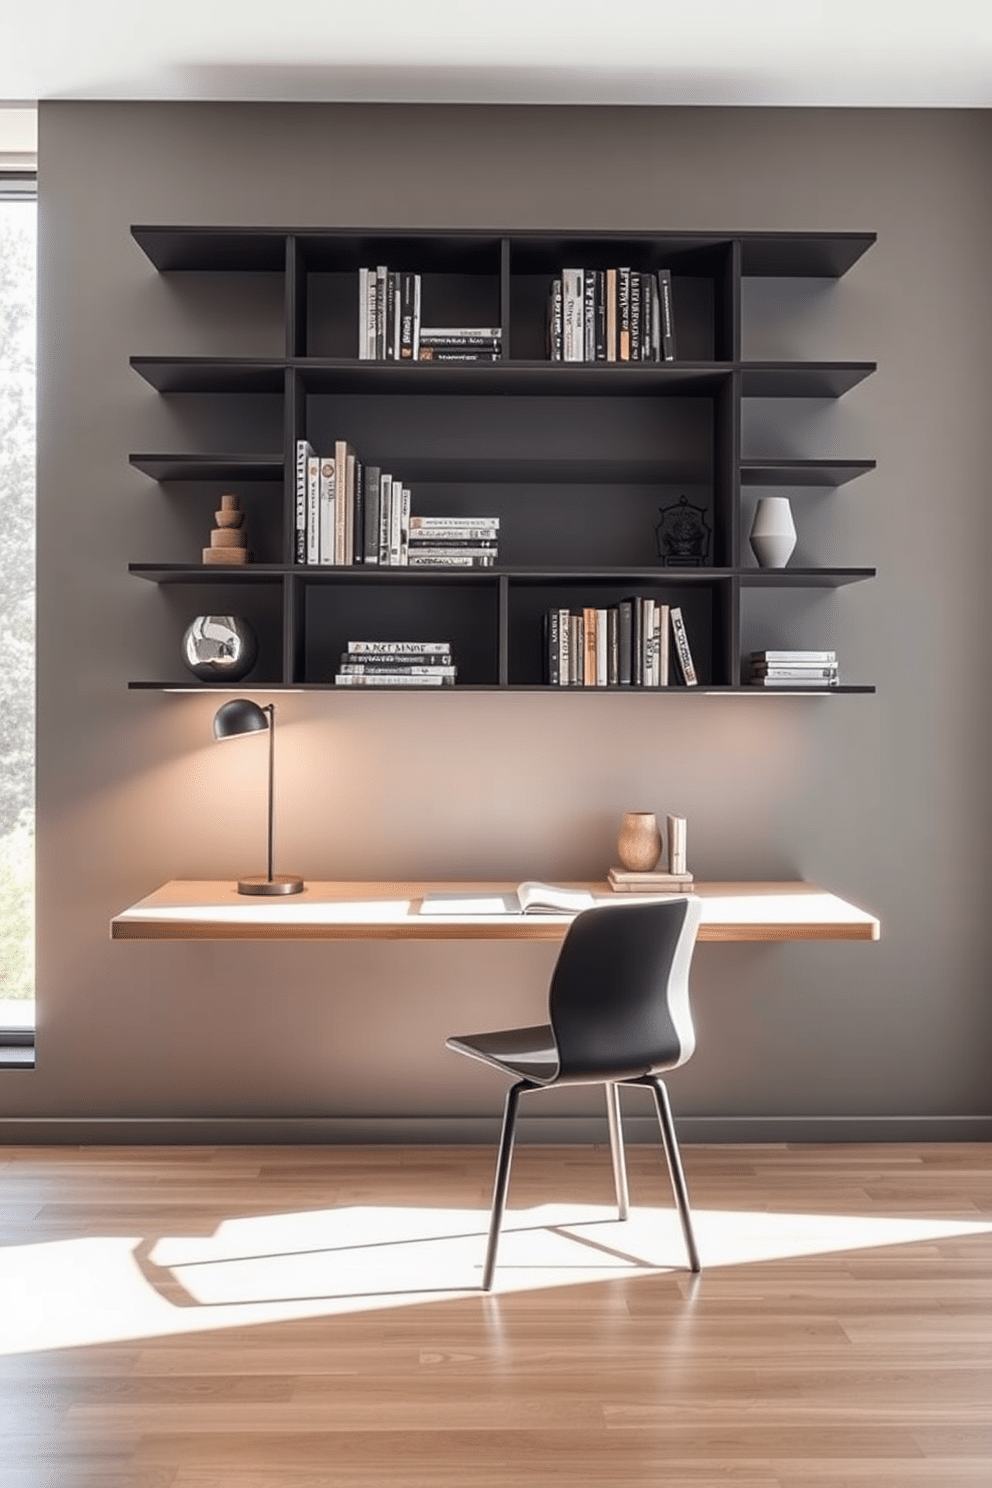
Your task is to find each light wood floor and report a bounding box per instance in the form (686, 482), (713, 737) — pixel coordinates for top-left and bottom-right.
(1, 1141), (990, 1487)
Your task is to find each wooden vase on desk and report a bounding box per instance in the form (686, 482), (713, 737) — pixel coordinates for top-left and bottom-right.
(616, 812), (662, 872)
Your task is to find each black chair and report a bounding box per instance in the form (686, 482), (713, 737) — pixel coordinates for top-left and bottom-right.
(446, 894), (703, 1290)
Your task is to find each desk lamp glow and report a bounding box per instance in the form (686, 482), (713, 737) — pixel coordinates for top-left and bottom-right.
(212, 699), (304, 896)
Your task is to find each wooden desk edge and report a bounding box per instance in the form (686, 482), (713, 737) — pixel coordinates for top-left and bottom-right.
(110, 880), (881, 944)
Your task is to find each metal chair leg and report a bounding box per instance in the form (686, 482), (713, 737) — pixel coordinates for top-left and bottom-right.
(605, 1082), (630, 1220)
(647, 1076), (701, 1273)
(482, 1081), (525, 1291)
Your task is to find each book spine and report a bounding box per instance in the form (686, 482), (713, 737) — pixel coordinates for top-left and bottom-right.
(306, 453), (320, 565)
(670, 606), (698, 686)
(294, 438), (311, 564)
(399, 272), (416, 359)
(630, 595), (642, 685)
(409, 516), (500, 530)
(641, 273), (654, 361)
(399, 484), (411, 565)
(419, 333), (503, 349)
(593, 269), (607, 362)
(358, 269), (369, 361)
(417, 351), (502, 362)
(640, 597), (655, 685)
(419, 327), (502, 340)
(375, 266), (387, 360)
(378, 474), (392, 565)
(407, 538), (498, 551)
(656, 601), (670, 685)
(333, 440), (349, 564)
(352, 459), (365, 564)
(583, 606), (597, 686)
(568, 613), (582, 684)
(657, 269), (676, 361)
(387, 480), (402, 565)
(318, 456), (335, 565)
(412, 273), (421, 359)
(363, 467), (381, 565)
(618, 598), (632, 684)
(618, 268), (631, 361)
(339, 664), (457, 677)
(583, 269), (596, 364)
(629, 270), (642, 362)
(667, 814), (687, 875)
(595, 608), (608, 685)
(347, 640), (452, 654)
(607, 606), (619, 685)
(334, 674), (452, 687)
(605, 267), (617, 363)
(406, 553), (495, 567)
(549, 278), (563, 361)
(648, 273), (661, 362)
(546, 609), (560, 685)
(562, 268), (584, 362)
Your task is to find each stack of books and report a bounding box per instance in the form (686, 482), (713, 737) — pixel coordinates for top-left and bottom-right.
(334, 641), (457, 687)
(407, 515), (499, 569)
(358, 267), (422, 361)
(545, 600), (696, 687)
(417, 327), (502, 363)
(748, 650), (839, 688)
(548, 267), (676, 363)
(295, 440), (413, 567)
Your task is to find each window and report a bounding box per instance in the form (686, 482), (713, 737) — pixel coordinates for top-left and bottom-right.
(0, 174), (36, 1040)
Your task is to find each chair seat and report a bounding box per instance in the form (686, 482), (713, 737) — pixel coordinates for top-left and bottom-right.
(445, 1024), (559, 1084)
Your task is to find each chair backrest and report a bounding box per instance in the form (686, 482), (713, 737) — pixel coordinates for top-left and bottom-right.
(547, 895), (702, 1083)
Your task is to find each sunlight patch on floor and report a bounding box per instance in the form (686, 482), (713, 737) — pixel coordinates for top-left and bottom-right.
(1, 1204), (989, 1356)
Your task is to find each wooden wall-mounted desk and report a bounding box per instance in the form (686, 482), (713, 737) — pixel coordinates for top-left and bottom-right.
(111, 880), (880, 944)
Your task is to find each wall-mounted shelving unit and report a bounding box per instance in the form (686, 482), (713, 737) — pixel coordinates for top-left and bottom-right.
(128, 226), (876, 693)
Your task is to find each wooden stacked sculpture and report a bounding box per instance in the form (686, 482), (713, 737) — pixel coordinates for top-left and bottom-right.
(203, 492), (250, 565)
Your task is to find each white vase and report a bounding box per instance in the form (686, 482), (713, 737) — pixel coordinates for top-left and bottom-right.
(749, 496), (797, 569)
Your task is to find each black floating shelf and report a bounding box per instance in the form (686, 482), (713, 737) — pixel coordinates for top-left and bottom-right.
(129, 564), (288, 584)
(741, 567), (875, 588)
(297, 360), (731, 396)
(127, 680), (875, 695)
(130, 454), (284, 482)
(130, 358), (286, 395)
(741, 363), (876, 399)
(740, 459), (876, 488)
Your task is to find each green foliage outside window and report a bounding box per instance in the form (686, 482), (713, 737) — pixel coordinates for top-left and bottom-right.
(0, 196), (36, 1007)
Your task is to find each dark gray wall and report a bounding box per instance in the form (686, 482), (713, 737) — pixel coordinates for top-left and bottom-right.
(5, 102), (991, 1140)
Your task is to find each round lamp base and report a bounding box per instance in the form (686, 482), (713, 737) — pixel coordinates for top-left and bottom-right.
(236, 874), (305, 896)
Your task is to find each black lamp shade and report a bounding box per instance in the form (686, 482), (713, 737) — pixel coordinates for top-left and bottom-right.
(213, 698), (269, 741)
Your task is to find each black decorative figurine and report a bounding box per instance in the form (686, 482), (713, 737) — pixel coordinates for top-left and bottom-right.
(655, 495), (711, 566)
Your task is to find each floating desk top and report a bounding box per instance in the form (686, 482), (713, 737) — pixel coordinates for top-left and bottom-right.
(111, 880), (880, 944)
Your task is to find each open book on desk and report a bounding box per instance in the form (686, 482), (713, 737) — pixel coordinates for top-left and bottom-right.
(419, 882), (597, 917)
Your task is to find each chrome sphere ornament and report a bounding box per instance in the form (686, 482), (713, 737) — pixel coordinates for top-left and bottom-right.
(181, 615), (258, 682)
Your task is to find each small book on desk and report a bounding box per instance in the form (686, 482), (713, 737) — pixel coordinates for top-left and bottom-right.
(419, 882), (596, 916)
(607, 867), (695, 893)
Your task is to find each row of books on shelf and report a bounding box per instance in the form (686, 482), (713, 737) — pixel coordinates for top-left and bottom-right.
(295, 439), (500, 567)
(334, 640), (457, 687)
(357, 265), (503, 362)
(549, 267), (676, 364)
(545, 599), (697, 687)
(747, 650), (840, 688)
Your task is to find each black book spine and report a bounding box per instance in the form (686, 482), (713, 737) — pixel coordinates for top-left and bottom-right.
(399, 272), (416, 359)
(546, 610), (560, 685)
(582, 269), (596, 364)
(658, 269), (677, 361)
(618, 599), (632, 685)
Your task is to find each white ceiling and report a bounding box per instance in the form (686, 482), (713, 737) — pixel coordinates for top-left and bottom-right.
(2, 0), (992, 109)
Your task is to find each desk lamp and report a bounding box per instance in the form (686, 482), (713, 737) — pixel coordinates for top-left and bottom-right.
(212, 699), (304, 896)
